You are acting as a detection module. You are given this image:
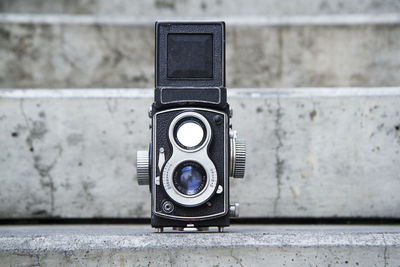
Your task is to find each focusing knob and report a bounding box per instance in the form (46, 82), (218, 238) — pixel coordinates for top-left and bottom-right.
(229, 130), (246, 179)
(136, 150), (150, 185)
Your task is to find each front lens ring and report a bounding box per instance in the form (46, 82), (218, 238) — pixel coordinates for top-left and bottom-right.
(172, 161), (207, 196)
(169, 111), (212, 153)
(173, 117), (207, 151)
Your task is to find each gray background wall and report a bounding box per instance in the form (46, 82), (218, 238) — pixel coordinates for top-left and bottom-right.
(1, 17), (400, 89)
(0, 0), (399, 219)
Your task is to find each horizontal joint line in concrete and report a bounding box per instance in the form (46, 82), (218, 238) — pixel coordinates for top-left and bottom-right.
(1, 13), (400, 26)
(1, 88), (400, 99)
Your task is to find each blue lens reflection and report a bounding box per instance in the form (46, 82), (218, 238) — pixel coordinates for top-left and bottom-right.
(178, 166), (203, 195)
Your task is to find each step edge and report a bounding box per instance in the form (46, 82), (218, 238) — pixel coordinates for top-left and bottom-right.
(1, 13), (400, 26)
(1, 87), (400, 99)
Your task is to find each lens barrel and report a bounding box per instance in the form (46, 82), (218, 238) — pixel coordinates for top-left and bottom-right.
(173, 161), (207, 196)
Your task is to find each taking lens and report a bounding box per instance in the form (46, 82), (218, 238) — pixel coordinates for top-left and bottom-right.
(173, 161), (207, 196)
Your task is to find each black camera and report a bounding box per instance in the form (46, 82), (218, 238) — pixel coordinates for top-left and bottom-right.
(136, 21), (246, 232)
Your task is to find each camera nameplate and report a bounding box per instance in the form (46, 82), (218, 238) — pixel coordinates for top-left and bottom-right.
(160, 87), (221, 105)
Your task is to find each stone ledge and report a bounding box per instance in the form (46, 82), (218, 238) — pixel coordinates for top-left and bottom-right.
(0, 225), (399, 266)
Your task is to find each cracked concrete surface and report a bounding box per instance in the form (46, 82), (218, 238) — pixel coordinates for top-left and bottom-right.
(0, 95), (153, 218)
(0, 89), (400, 218)
(273, 96), (284, 215)
(19, 99), (63, 215)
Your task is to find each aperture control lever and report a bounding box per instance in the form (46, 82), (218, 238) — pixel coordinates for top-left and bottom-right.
(229, 130), (246, 179)
(136, 150), (150, 185)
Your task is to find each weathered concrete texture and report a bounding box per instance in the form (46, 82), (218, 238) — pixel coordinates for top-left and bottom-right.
(228, 24), (400, 88)
(0, 225), (400, 266)
(1, 16), (400, 88)
(1, 0), (400, 16)
(0, 94), (153, 218)
(0, 88), (399, 218)
(230, 88), (400, 218)
(0, 22), (154, 88)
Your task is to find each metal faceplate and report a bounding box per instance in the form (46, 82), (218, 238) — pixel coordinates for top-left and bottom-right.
(163, 111), (218, 207)
(152, 107), (228, 221)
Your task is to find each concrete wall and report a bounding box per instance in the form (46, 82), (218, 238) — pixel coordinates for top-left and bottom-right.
(1, 14), (400, 88)
(1, 1), (399, 220)
(1, 88), (399, 219)
(1, 0), (400, 16)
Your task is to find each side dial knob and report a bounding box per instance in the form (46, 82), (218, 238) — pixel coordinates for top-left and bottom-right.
(136, 150), (150, 185)
(229, 130), (246, 179)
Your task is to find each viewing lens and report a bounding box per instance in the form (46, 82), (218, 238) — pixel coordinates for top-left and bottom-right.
(174, 117), (206, 150)
(173, 161), (207, 196)
(177, 121), (204, 147)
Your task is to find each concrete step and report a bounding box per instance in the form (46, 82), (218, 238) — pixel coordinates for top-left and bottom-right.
(1, 225), (399, 266)
(0, 88), (399, 219)
(1, 0), (400, 16)
(1, 14), (400, 88)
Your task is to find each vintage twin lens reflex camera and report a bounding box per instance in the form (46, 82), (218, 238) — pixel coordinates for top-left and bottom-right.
(136, 21), (246, 232)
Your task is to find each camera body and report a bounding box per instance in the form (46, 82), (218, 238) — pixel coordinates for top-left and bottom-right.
(136, 22), (245, 232)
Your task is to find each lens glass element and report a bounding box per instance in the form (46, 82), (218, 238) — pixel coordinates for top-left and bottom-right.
(176, 120), (205, 148)
(173, 161), (207, 196)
